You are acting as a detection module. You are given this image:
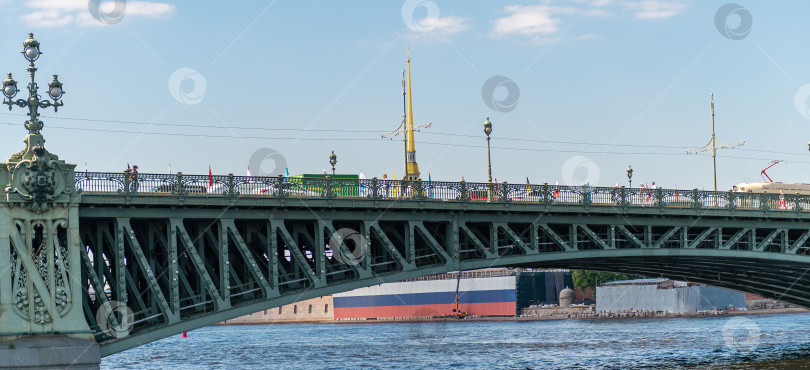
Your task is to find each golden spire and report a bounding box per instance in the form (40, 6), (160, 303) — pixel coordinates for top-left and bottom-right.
(405, 47), (420, 180)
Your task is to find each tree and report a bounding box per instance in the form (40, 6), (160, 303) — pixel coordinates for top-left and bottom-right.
(572, 270), (644, 295)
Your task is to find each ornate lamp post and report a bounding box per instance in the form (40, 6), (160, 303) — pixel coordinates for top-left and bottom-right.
(0, 35), (97, 367)
(329, 150), (337, 175)
(484, 117), (493, 201)
(626, 165), (633, 188)
(2, 33), (64, 136)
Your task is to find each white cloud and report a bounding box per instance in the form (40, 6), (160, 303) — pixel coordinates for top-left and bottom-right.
(126, 2), (174, 17)
(22, 0), (174, 27)
(404, 15), (471, 42)
(623, 0), (686, 20)
(491, 5), (576, 37)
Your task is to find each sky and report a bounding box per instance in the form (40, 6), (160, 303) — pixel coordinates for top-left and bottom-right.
(0, 0), (809, 190)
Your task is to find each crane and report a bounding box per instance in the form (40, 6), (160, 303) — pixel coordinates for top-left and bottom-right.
(760, 160), (784, 183)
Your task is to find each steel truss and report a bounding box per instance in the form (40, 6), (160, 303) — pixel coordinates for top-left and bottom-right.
(77, 197), (810, 356)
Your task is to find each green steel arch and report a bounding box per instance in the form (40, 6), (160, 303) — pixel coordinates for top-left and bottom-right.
(74, 188), (810, 356)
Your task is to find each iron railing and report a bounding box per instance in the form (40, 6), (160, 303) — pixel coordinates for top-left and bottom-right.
(74, 171), (807, 212)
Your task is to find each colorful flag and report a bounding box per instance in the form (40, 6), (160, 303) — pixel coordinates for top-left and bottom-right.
(208, 165), (213, 187)
(428, 173), (433, 198)
(675, 184), (679, 202)
(554, 179), (560, 198)
(585, 180), (591, 202)
(525, 177), (531, 192)
(285, 167), (290, 178)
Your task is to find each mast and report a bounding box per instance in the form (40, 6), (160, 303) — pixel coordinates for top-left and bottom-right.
(711, 93), (717, 194)
(402, 69), (408, 181)
(685, 93), (744, 206)
(405, 47), (420, 180)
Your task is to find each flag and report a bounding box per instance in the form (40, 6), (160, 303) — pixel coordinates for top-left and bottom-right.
(525, 177), (531, 192)
(585, 180), (591, 202)
(127, 162), (131, 170)
(285, 167), (290, 178)
(359, 171), (367, 195)
(208, 165), (213, 187)
(675, 184), (679, 202)
(428, 173), (433, 198)
(553, 179), (560, 198)
(246, 166), (252, 184)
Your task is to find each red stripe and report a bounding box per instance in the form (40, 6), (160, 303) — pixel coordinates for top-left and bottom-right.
(334, 302), (515, 319)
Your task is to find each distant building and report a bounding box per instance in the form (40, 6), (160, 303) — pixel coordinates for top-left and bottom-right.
(222, 296), (334, 324)
(596, 278), (745, 313)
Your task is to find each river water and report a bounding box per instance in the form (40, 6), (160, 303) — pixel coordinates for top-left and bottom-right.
(102, 313), (810, 369)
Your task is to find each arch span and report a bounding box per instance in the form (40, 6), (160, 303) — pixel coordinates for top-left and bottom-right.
(77, 198), (810, 356)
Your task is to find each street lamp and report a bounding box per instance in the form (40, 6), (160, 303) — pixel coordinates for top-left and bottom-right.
(2, 33), (64, 135)
(484, 117), (493, 201)
(329, 150), (337, 175)
(626, 165), (633, 188)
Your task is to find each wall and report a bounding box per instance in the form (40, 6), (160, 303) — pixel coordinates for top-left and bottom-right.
(222, 296), (334, 324)
(596, 285), (746, 313)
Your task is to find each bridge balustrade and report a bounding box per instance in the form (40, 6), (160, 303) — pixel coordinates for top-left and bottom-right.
(75, 171), (807, 212)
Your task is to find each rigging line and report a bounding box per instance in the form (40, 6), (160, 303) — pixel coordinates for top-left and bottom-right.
(420, 132), (692, 149)
(0, 112), (695, 149)
(2, 121), (808, 158)
(7, 112), (796, 152)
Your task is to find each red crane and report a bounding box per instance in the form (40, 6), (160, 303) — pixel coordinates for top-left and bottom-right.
(760, 160), (784, 182)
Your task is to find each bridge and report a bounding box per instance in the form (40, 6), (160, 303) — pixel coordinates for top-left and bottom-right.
(3, 34), (810, 368)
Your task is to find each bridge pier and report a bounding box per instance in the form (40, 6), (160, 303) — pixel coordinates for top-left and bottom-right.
(0, 335), (99, 369)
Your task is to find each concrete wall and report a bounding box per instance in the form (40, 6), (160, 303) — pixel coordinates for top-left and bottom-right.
(222, 296), (334, 324)
(596, 285), (745, 313)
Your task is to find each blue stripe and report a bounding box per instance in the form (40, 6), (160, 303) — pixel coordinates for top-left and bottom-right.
(333, 289), (515, 308)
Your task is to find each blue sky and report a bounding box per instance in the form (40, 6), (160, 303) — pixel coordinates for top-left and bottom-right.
(0, 0), (809, 190)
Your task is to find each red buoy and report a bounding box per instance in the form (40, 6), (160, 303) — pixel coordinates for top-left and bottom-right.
(182, 332), (187, 338)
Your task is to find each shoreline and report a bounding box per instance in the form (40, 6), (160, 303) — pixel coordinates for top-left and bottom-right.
(217, 307), (807, 326)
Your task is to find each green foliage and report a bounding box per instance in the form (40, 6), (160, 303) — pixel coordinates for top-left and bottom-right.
(572, 270), (644, 294)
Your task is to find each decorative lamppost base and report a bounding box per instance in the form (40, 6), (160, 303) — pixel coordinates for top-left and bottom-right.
(0, 335), (100, 369)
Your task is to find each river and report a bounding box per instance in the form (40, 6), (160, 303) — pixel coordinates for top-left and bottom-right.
(102, 312), (810, 369)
